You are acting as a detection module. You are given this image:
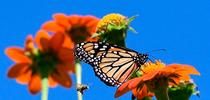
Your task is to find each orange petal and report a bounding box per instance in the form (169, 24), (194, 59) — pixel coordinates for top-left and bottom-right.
(63, 35), (74, 49)
(56, 64), (75, 73)
(40, 38), (50, 52)
(35, 30), (50, 50)
(68, 15), (81, 25)
(128, 77), (143, 89)
(86, 37), (98, 42)
(115, 80), (131, 98)
(85, 19), (98, 30)
(5, 47), (31, 63)
(42, 21), (65, 33)
(53, 13), (71, 29)
(25, 35), (34, 51)
(79, 16), (93, 26)
(16, 70), (32, 84)
(80, 16), (99, 26)
(161, 67), (175, 74)
(28, 74), (41, 94)
(132, 85), (148, 99)
(169, 77), (179, 84)
(181, 65), (200, 75)
(142, 71), (159, 81)
(168, 64), (200, 75)
(7, 63), (30, 78)
(177, 73), (191, 81)
(50, 33), (65, 52)
(58, 47), (74, 63)
(48, 75), (57, 88)
(51, 67), (72, 88)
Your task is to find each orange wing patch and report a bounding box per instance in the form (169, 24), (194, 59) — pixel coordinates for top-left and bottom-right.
(119, 52), (131, 57)
(109, 47), (126, 52)
(106, 52), (120, 58)
(101, 58), (118, 63)
(113, 58), (132, 66)
(119, 63), (136, 82)
(113, 61), (134, 80)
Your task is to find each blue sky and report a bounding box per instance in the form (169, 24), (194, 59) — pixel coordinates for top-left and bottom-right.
(0, 0), (209, 100)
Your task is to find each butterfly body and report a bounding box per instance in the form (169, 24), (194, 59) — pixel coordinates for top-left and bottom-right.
(75, 42), (148, 86)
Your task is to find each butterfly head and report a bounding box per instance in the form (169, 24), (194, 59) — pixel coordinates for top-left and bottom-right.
(137, 53), (148, 65)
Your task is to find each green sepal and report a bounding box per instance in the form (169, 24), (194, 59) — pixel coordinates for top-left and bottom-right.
(129, 70), (143, 79)
(140, 96), (153, 100)
(107, 23), (127, 31)
(91, 32), (101, 38)
(168, 81), (199, 100)
(128, 15), (138, 25)
(129, 26), (138, 34)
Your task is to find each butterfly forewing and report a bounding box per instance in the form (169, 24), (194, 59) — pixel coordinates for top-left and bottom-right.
(75, 42), (110, 64)
(75, 42), (147, 86)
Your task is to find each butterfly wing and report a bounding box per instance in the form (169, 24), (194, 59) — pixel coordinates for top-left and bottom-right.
(75, 42), (111, 65)
(75, 42), (141, 86)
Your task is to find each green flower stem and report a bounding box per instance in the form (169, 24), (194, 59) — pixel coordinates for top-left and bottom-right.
(148, 78), (170, 100)
(154, 88), (169, 100)
(153, 82), (169, 100)
(99, 27), (127, 47)
(41, 77), (48, 100)
(76, 61), (82, 100)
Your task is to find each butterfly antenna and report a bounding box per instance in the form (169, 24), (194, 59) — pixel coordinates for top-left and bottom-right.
(147, 53), (161, 63)
(145, 48), (167, 54)
(145, 48), (167, 62)
(148, 57), (155, 63)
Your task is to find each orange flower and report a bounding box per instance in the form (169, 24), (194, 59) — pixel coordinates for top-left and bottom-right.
(42, 13), (99, 45)
(6, 30), (74, 94)
(115, 61), (200, 99)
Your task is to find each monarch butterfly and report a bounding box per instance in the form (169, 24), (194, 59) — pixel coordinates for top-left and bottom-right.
(75, 42), (148, 86)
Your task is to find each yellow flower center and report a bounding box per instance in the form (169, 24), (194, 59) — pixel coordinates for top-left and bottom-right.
(141, 60), (165, 74)
(96, 13), (127, 33)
